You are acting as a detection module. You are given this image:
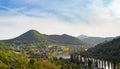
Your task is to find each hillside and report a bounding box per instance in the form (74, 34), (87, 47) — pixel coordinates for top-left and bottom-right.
(2, 30), (90, 48)
(3, 29), (50, 47)
(86, 36), (120, 62)
(78, 35), (113, 45)
(47, 34), (87, 45)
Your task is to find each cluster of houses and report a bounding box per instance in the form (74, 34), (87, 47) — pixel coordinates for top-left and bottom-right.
(28, 46), (63, 58)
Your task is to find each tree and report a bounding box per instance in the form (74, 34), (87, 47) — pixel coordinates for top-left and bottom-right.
(33, 60), (59, 69)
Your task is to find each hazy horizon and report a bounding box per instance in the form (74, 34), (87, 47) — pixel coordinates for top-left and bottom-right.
(0, 29), (116, 40)
(0, 0), (120, 39)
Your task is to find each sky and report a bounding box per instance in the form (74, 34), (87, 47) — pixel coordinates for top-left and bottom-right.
(0, 0), (120, 40)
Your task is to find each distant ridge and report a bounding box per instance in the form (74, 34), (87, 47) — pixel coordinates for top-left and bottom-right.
(78, 35), (114, 45)
(78, 34), (88, 39)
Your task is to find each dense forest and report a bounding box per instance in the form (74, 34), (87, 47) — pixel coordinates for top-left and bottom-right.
(85, 36), (120, 62)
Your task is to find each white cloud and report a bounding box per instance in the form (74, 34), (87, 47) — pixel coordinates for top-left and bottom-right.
(0, 14), (120, 40)
(0, 0), (120, 40)
(108, 0), (120, 18)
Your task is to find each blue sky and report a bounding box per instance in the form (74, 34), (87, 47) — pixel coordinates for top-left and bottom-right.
(0, 0), (120, 39)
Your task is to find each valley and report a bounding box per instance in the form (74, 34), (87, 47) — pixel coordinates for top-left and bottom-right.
(0, 29), (120, 69)
(0, 30), (92, 69)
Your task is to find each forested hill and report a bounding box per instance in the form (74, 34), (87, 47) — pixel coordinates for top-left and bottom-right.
(3, 29), (49, 47)
(47, 34), (87, 45)
(86, 36), (120, 62)
(78, 35), (113, 45)
(2, 29), (90, 47)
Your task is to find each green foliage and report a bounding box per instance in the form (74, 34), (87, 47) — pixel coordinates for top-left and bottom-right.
(0, 60), (9, 69)
(10, 53), (28, 69)
(0, 42), (11, 50)
(33, 60), (59, 69)
(51, 58), (83, 69)
(0, 49), (29, 69)
(3, 29), (49, 48)
(86, 36), (120, 62)
(0, 50), (13, 65)
(47, 34), (88, 45)
(0, 47), (83, 69)
(29, 59), (36, 65)
(28, 58), (36, 69)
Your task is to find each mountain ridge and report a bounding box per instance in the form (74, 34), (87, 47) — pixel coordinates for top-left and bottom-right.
(2, 29), (90, 47)
(47, 34), (87, 45)
(78, 34), (114, 45)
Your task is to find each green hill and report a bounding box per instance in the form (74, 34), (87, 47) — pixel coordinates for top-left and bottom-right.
(3, 29), (50, 47)
(2, 29), (90, 48)
(47, 34), (87, 45)
(86, 36), (120, 62)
